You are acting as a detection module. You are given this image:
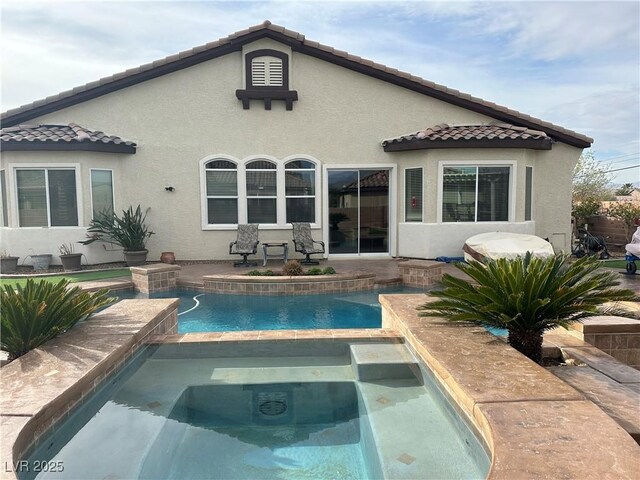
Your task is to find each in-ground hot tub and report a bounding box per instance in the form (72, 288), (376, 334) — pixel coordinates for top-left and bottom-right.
(21, 340), (489, 479)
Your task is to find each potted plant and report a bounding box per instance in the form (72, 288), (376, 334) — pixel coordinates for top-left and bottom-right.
(30, 253), (52, 271)
(0, 251), (19, 274)
(58, 243), (83, 271)
(80, 205), (154, 266)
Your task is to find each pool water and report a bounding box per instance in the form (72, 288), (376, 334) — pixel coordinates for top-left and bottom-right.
(119, 286), (423, 333)
(23, 341), (490, 480)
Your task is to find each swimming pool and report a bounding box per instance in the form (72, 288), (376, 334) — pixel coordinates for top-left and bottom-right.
(22, 341), (490, 479)
(119, 286), (423, 333)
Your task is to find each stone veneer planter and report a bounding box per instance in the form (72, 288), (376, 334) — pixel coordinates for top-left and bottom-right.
(398, 260), (442, 288)
(0, 299), (178, 480)
(203, 272), (376, 295)
(380, 294), (640, 479)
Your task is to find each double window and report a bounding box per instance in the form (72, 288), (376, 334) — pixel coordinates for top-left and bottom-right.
(16, 168), (79, 227)
(202, 156), (318, 227)
(442, 165), (511, 222)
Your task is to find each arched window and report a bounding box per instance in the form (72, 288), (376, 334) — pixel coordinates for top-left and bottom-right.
(205, 159), (238, 224)
(246, 159), (277, 223)
(285, 160), (316, 223)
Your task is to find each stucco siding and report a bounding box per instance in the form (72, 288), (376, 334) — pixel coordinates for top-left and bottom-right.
(0, 40), (583, 262)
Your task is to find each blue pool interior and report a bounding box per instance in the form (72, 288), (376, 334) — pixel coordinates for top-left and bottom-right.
(117, 285), (426, 333)
(23, 341), (490, 480)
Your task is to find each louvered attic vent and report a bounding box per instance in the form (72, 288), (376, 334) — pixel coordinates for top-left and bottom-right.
(236, 49), (298, 111)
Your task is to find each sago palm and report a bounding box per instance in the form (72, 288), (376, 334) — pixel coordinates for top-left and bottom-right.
(1, 279), (115, 361)
(417, 253), (638, 363)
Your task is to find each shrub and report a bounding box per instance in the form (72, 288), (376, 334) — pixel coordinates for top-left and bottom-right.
(322, 266), (336, 275)
(417, 253), (638, 364)
(1, 279), (116, 361)
(263, 270), (275, 276)
(282, 260), (304, 276)
(607, 202), (640, 240)
(572, 197), (602, 224)
(306, 267), (323, 275)
(247, 270), (262, 276)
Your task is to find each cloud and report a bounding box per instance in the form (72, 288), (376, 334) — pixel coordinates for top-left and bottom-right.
(1, 0), (638, 181)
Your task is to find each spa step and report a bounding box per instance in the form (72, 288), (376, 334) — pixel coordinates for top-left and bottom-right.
(350, 343), (420, 381)
(358, 379), (488, 479)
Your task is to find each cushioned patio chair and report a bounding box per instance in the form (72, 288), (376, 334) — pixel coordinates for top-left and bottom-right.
(229, 224), (260, 267)
(291, 222), (325, 265)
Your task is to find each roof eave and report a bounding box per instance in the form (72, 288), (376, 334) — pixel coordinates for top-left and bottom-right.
(1, 141), (136, 154)
(383, 137), (553, 152)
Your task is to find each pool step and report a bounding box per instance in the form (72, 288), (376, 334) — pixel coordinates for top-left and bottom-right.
(350, 343), (420, 382)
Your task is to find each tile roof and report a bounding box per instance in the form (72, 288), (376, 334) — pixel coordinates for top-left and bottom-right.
(383, 123), (549, 144)
(0, 21), (592, 148)
(1, 124), (136, 153)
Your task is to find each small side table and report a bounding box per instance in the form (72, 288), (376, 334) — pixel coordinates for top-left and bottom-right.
(262, 242), (288, 267)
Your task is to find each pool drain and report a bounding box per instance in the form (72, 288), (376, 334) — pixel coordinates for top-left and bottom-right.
(257, 391), (288, 417)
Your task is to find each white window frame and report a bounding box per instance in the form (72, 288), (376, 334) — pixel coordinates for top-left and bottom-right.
(403, 167), (424, 223)
(283, 155), (320, 226)
(245, 157), (278, 226)
(89, 168), (116, 220)
(437, 160), (515, 223)
(199, 154), (321, 230)
(10, 163), (83, 228)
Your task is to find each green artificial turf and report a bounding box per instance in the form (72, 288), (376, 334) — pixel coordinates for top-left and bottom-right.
(600, 259), (634, 270)
(0, 269), (131, 288)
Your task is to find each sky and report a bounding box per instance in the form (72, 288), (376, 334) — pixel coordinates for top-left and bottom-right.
(1, 0), (639, 183)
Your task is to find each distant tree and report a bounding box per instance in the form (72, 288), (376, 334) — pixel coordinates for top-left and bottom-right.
(573, 151), (614, 204)
(572, 151), (614, 223)
(615, 183), (636, 196)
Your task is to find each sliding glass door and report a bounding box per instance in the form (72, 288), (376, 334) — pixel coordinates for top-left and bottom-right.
(327, 169), (389, 254)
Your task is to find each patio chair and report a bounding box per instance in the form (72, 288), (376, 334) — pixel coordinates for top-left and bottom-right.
(291, 222), (325, 265)
(229, 224), (260, 267)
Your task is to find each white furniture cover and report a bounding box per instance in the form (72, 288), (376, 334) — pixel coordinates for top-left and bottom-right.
(463, 232), (555, 262)
(625, 226), (640, 257)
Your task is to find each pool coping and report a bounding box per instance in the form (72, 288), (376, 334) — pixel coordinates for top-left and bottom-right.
(380, 294), (640, 479)
(0, 299), (179, 480)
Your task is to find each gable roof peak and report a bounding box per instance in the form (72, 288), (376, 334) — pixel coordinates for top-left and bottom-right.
(1, 22), (591, 148)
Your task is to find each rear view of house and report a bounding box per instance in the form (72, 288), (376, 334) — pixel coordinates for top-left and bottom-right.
(0, 21), (592, 264)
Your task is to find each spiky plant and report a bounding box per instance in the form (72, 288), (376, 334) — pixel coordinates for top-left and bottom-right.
(1, 279), (115, 361)
(417, 253), (639, 363)
(80, 205), (154, 251)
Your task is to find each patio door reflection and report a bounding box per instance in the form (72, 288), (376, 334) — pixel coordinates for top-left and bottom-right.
(328, 169), (389, 254)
